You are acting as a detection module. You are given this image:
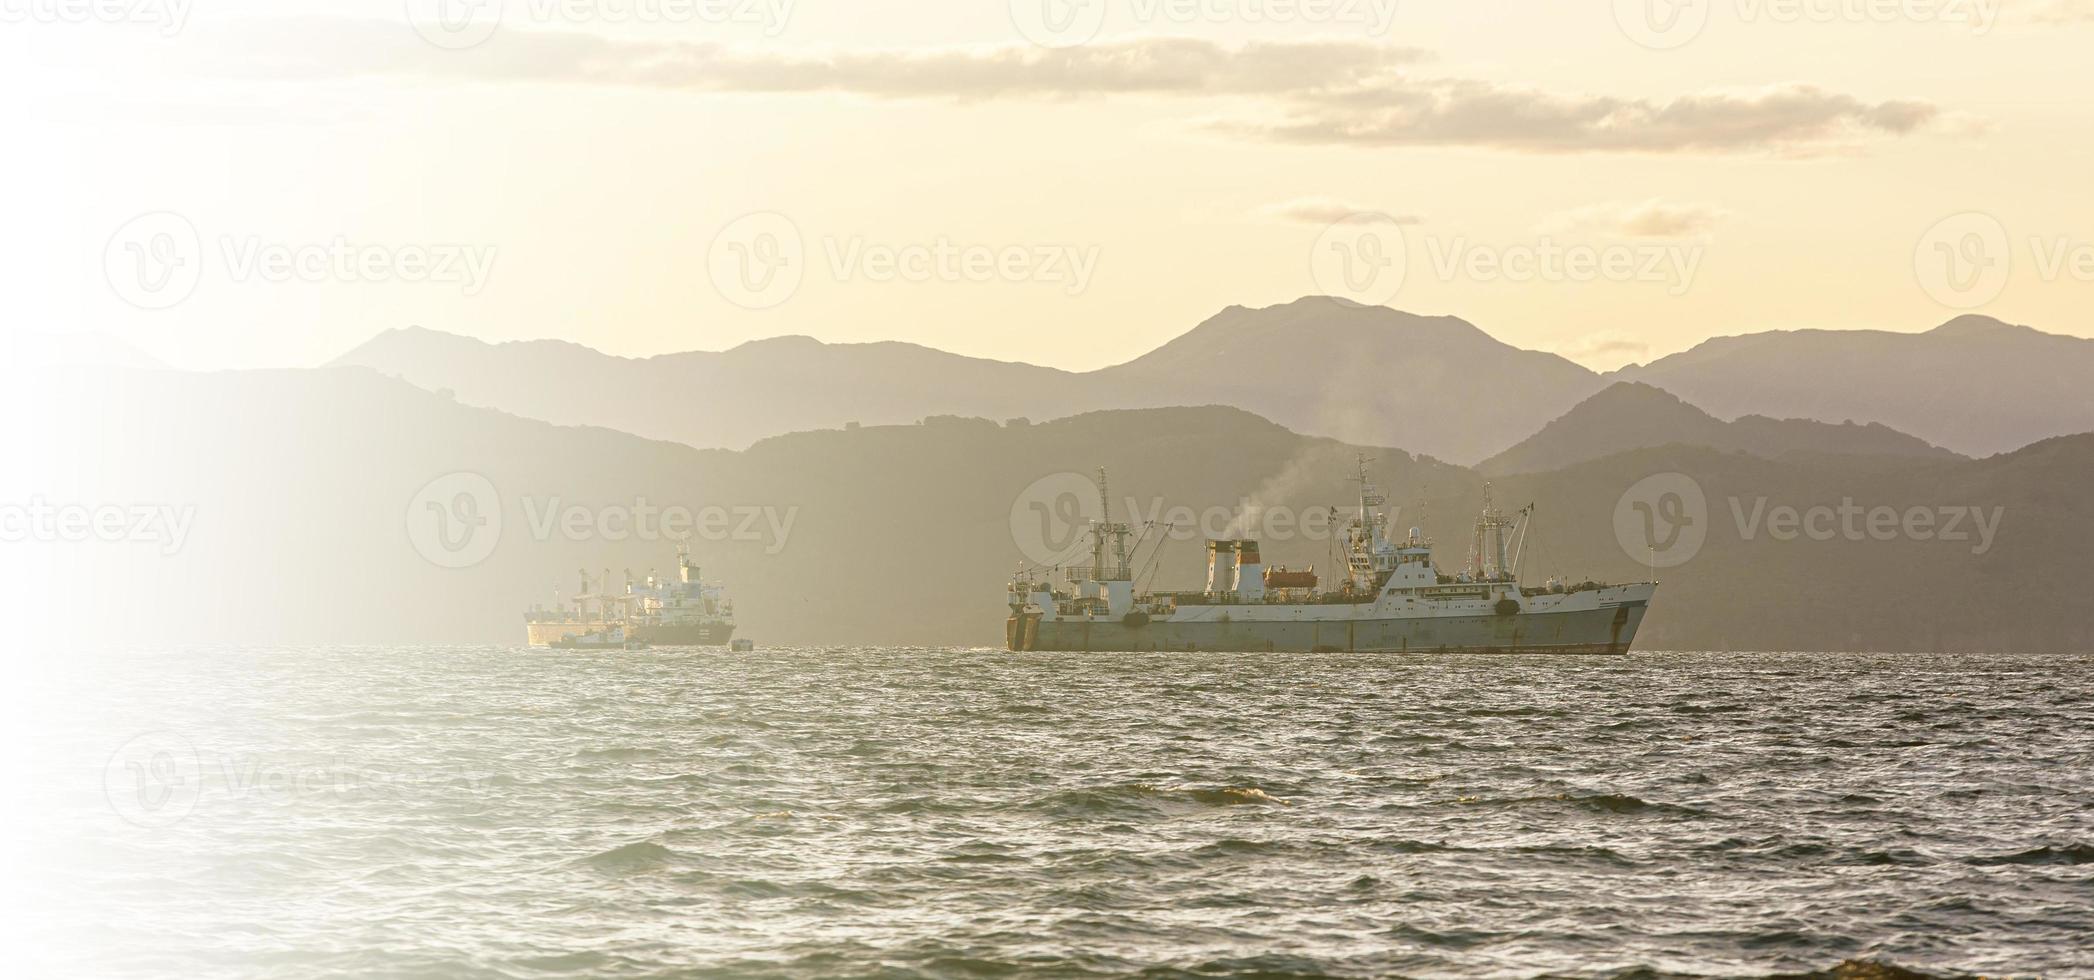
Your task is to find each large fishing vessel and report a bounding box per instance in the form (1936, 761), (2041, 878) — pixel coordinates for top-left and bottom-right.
(1005, 460), (1655, 654)
(525, 545), (734, 647)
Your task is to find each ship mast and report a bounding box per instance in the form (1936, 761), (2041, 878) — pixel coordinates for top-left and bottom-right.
(1346, 454), (1390, 589)
(1470, 484), (1518, 581)
(1089, 467), (1131, 582)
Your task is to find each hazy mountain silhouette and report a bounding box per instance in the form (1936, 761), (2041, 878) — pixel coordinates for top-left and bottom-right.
(332, 298), (1608, 465)
(9, 330), (166, 371)
(1099, 299), (1607, 462)
(328, 326), (1081, 453)
(19, 364), (2088, 654)
(1479, 382), (1957, 476)
(1611, 315), (2094, 457)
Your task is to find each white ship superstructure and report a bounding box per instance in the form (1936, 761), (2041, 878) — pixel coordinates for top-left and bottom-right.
(526, 544), (735, 647)
(1006, 461), (1655, 654)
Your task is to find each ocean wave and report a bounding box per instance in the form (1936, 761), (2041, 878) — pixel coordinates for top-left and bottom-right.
(1967, 843), (2094, 866)
(1029, 782), (1294, 816)
(572, 839), (678, 872)
(1444, 791), (1707, 817)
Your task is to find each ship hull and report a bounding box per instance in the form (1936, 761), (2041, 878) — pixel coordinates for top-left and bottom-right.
(1010, 601), (1649, 654)
(630, 622), (735, 646)
(527, 621), (734, 647)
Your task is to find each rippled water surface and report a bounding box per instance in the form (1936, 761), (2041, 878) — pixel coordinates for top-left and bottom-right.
(20, 648), (2094, 978)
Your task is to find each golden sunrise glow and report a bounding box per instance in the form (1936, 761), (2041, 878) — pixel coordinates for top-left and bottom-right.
(8, 0), (2091, 371)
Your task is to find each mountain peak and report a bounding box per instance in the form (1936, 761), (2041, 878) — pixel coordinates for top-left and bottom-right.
(726, 334), (825, 352)
(1579, 380), (1697, 410)
(1478, 379), (1956, 476)
(1929, 314), (2025, 336)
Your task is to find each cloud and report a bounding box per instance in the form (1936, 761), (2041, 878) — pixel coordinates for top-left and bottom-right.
(1557, 332), (1652, 370)
(1543, 199), (1727, 238)
(1237, 82), (1937, 154)
(180, 18), (1943, 155)
(194, 19), (1429, 96)
(1259, 198), (1422, 225)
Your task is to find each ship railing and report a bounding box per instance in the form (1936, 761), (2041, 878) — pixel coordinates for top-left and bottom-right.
(1167, 590), (1377, 606)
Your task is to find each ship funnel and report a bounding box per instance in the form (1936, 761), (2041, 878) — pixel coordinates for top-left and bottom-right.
(1206, 540), (1238, 593)
(1235, 540), (1265, 601)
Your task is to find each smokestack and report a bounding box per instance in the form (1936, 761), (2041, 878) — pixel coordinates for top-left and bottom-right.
(1235, 540), (1264, 601)
(1206, 540), (1238, 594)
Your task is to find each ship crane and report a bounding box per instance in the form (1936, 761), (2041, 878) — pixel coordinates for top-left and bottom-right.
(1469, 484), (1523, 582)
(1087, 467), (1132, 583)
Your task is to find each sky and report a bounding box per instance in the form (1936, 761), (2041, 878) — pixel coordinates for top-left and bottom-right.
(6, 0), (2092, 373)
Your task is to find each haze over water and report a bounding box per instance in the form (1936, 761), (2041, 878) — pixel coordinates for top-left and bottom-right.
(24, 648), (2094, 978)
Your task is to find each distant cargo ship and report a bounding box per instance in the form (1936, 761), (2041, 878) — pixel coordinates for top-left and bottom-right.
(526, 545), (734, 647)
(1005, 460), (1655, 654)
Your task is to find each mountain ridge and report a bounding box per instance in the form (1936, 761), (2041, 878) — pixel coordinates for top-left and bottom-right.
(18, 363), (2089, 653)
(1479, 382), (1958, 476)
(332, 305), (2091, 463)
(331, 297), (1610, 464)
